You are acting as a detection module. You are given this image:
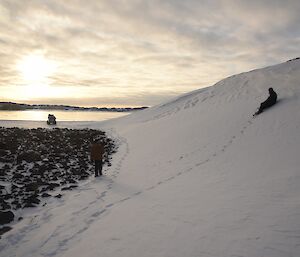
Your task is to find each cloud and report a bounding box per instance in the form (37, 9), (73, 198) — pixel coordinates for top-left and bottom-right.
(0, 0), (300, 106)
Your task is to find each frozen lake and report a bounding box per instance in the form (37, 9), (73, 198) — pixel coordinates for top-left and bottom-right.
(0, 109), (129, 122)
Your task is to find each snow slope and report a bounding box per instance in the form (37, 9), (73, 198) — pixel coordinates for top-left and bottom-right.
(1, 59), (300, 257)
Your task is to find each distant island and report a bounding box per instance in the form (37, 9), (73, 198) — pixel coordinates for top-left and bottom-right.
(0, 102), (148, 112)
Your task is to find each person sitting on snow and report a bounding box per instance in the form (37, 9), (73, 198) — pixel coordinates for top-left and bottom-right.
(254, 87), (277, 116)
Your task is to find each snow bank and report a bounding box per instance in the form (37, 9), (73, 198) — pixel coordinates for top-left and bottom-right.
(1, 59), (300, 257)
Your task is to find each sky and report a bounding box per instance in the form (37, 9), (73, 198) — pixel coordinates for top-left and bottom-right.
(0, 0), (300, 107)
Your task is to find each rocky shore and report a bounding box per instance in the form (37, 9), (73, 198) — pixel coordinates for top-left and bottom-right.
(0, 127), (116, 237)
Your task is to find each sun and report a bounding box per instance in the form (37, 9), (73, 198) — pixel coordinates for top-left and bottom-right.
(16, 53), (58, 98)
(17, 53), (57, 84)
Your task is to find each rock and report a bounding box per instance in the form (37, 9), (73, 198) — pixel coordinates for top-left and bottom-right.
(0, 142), (7, 149)
(12, 173), (24, 179)
(23, 195), (40, 207)
(0, 127), (116, 219)
(11, 200), (20, 208)
(0, 226), (12, 238)
(17, 150), (41, 163)
(23, 203), (36, 208)
(12, 202), (22, 209)
(38, 165), (48, 174)
(0, 149), (7, 156)
(25, 182), (39, 192)
(23, 177), (31, 183)
(0, 170), (6, 177)
(70, 168), (81, 175)
(39, 187), (49, 193)
(61, 185), (78, 191)
(79, 171), (89, 180)
(41, 193), (51, 198)
(32, 169), (42, 175)
(67, 178), (76, 184)
(0, 199), (11, 210)
(51, 176), (59, 181)
(0, 211), (14, 225)
(47, 183), (60, 191)
(16, 164), (25, 170)
(2, 194), (11, 200)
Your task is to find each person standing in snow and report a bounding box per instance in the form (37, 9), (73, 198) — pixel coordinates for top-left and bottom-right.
(90, 139), (105, 177)
(254, 87), (277, 116)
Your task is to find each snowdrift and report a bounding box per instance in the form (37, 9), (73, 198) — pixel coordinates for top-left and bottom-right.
(1, 59), (300, 257)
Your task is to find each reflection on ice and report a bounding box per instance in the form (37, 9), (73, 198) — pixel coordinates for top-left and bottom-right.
(0, 110), (128, 122)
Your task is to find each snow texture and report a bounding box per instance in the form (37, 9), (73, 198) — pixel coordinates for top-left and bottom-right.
(1, 59), (300, 257)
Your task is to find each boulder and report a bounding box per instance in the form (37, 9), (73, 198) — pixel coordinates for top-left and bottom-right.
(0, 211), (14, 225)
(23, 203), (36, 208)
(41, 193), (51, 198)
(25, 182), (39, 192)
(47, 182), (60, 191)
(61, 185), (78, 191)
(12, 173), (24, 179)
(17, 150), (41, 163)
(0, 199), (11, 210)
(23, 195), (40, 207)
(0, 149), (7, 156)
(0, 226), (12, 238)
(67, 178), (76, 184)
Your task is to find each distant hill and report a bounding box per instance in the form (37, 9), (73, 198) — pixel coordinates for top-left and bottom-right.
(0, 102), (148, 112)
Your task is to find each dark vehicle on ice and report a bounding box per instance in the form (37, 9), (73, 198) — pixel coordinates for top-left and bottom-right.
(47, 114), (57, 125)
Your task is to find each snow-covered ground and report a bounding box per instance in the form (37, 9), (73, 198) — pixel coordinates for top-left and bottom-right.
(1, 59), (300, 257)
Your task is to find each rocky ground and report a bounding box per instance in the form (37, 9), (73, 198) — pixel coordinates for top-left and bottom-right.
(0, 127), (116, 237)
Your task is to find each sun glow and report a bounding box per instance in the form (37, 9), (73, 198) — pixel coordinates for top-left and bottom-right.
(18, 54), (57, 83)
(17, 53), (58, 98)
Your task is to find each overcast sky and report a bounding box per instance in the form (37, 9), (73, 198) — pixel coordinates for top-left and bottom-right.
(0, 0), (300, 107)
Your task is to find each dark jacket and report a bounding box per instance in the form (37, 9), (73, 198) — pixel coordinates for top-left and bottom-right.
(263, 88), (277, 106)
(90, 143), (104, 161)
(255, 88), (278, 116)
